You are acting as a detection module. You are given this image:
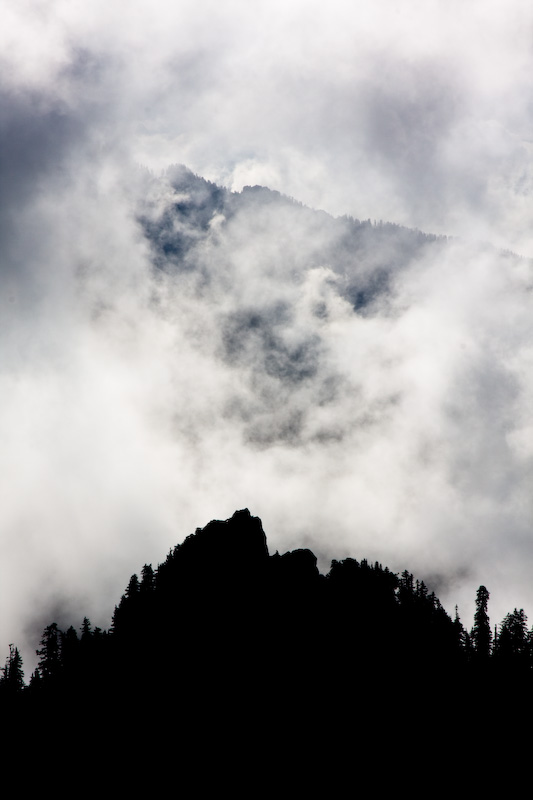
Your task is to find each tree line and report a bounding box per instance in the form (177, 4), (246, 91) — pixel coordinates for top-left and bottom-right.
(2, 509), (532, 707)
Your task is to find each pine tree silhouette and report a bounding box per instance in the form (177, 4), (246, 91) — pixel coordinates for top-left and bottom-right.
(472, 586), (492, 660)
(0, 644), (25, 695)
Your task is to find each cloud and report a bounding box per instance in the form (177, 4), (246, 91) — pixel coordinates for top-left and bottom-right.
(2, 0), (533, 671)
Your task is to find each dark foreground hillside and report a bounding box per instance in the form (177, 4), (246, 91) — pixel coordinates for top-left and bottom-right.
(2, 509), (531, 777)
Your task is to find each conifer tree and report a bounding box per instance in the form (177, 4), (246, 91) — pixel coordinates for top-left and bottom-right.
(111, 574), (140, 636)
(60, 625), (79, 672)
(453, 606), (467, 650)
(28, 666), (42, 691)
(493, 608), (529, 665)
(126, 574), (140, 598)
(140, 564), (155, 594)
(36, 622), (62, 681)
(0, 644), (25, 694)
(472, 586), (492, 659)
(80, 617), (93, 642)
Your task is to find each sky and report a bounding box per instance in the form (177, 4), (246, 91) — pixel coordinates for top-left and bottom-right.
(1, 0), (533, 670)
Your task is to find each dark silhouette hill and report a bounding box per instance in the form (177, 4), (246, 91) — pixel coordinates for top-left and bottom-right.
(0, 508), (473, 705)
(3, 507), (533, 780)
(6, 507), (533, 701)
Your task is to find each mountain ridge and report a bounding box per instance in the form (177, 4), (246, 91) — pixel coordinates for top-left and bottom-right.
(4, 505), (530, 703)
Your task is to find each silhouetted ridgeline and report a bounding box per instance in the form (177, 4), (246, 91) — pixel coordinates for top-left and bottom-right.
(3, 508), (532, 777)
(3, 508), (532, 712)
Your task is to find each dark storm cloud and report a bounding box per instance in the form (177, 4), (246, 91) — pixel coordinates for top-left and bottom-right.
(0, 93), (80, 208)
(0, 90), (84, 289)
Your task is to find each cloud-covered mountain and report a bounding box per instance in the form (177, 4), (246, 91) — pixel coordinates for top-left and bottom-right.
(0, 152), (532, 672)
(3, 1), (533, 673)
(138, 165), (453, 451)
(137, 165), (533, 621)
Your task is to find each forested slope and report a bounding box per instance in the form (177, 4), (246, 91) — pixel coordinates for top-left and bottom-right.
(3, 509), (530, 707)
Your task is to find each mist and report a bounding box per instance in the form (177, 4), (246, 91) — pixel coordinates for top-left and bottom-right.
(2, 0), (533, 670)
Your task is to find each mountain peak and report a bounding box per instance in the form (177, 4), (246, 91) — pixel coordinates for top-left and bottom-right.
(180, 508), (269, 568)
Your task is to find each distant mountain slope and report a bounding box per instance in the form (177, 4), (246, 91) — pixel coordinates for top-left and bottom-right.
(139, 163), (451, 314)
(134, 165), (532, 460)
